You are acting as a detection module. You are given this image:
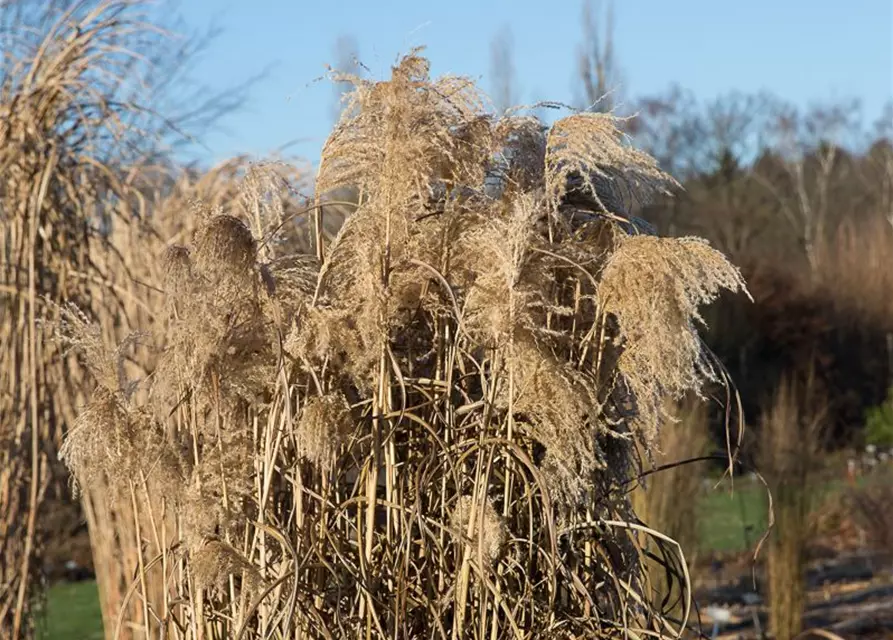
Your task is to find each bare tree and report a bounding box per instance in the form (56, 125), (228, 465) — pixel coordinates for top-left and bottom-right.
(489, 25), (517, 113)
(629, 89), (789, 260)
(576, 0), (621, 112)
(626, 86), (707, 178)
(868, 103), (893, 228)
(631, 87), (873, 268)
(761, 100), (862, 270)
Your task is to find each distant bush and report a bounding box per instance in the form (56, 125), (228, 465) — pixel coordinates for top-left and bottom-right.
(847, 468), (893, 556)
(865, 386), (893, 448)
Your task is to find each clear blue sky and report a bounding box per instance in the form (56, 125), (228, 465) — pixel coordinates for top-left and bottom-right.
(173, 0), (892, 166)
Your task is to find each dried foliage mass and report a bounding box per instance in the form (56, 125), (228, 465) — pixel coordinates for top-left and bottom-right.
(49, 49), (748, 638)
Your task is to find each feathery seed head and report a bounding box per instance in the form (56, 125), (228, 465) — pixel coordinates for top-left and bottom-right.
(190, 539), (261, 595)
(295, 393), (353, 472)
(193, 213), (257, 282)
(598, 234), (749, 443)
(160, 244), (193, 292)
(545, 112), (678, 214)
(451, 495), (508, 565)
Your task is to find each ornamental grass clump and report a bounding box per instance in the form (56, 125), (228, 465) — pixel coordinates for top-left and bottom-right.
(60, 49), (747, 639)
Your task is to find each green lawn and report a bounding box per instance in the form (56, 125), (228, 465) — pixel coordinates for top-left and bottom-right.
(695, 472), (887, 555)
(699, 481), (769, 553)
(40, 580), (104, 640)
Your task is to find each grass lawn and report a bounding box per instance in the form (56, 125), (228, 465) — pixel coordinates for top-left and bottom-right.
(695, 472), (884, 555)
(39, 580), (103, 640)
(699, 480), (769, 553)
